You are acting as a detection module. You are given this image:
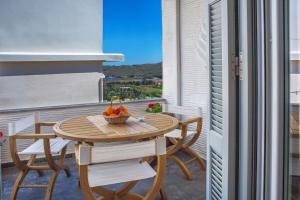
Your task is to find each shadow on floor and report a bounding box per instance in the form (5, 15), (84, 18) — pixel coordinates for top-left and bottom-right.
(2, 153), (206, 200)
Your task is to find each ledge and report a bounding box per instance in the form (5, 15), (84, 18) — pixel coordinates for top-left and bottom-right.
(0, 98), (165, 113)
(0, 52), (124, 62)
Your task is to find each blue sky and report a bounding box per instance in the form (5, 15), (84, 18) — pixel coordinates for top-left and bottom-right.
(103, 0), (162, 65)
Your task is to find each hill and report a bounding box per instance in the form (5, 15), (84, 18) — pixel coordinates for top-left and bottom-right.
(103, 62), (162, 79)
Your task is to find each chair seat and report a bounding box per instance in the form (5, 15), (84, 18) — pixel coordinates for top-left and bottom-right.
(19, 138), (70, 155)
(88, 159), (156, 187)
(164, 129), (195, 139)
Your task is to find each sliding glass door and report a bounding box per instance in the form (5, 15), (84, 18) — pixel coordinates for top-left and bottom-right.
(232, 0), (299, 199)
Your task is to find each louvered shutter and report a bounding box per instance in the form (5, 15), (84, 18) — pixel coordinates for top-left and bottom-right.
(210, 1), (223, 135)
(207, 0), (237, 199)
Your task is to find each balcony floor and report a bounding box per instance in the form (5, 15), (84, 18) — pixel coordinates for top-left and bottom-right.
(2, 153), (206, 200)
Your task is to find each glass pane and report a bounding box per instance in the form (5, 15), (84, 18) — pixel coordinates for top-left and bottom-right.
(289, 0), (300, 199)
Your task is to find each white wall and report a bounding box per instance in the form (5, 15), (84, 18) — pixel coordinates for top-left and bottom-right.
(162, 0), (181, 105)
(163, 0), (209, 158)
(290, 0), (300, 60)
(180, 0), (209, 158)
(0, 0), (102, 53)
(0, 0), (104, 110)
(0, 73), (101, 110)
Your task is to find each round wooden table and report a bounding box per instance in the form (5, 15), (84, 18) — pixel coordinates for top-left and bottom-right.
(53, 113), (178, 200)
(54, 113), (178, 143)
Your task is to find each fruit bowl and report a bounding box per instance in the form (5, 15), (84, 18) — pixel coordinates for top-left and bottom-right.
(102, 96), (131, 124)
(103, 114), (130, 124)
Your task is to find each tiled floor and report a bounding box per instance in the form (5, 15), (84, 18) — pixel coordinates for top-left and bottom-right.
(2, 153), (206, 200)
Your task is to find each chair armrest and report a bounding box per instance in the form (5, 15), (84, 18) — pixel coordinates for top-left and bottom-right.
(13, 133), (57, 140)
(179, 117), (201, 126)
(161, 112), (201, 126)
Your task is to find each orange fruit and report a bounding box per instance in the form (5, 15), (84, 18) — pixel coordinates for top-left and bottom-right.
(117, 105), (126, 111)
(104, 106), (114, 115)
(102, 111), (109, 116)
(120, 110), (129, 115)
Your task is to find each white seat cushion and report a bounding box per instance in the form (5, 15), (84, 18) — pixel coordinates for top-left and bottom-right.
(164, 129), (194, 139)
(19, 138), (70, 155)
(88, 159), (156, 187)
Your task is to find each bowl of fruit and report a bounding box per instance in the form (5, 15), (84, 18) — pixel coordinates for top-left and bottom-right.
(102, 96), (130, 124)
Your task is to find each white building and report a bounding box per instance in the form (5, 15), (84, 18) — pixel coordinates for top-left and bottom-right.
(0, 0), (123, 110)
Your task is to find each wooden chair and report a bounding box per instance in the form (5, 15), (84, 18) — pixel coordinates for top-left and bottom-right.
(8, 112), (71, 200)
(162, 104), (206, 180)
(75, 137), (167, 200)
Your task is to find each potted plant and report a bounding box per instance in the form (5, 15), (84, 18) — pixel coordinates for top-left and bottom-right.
(146, 103), (162, 113)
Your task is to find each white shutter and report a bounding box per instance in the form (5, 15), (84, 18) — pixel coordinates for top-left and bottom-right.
(210, 1), (223, 136)
(207, 0), (237, 199)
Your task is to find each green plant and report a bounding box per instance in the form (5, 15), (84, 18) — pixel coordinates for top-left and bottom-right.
(146, 103), (162, 113)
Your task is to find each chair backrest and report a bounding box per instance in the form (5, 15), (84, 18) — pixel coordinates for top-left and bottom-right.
(8, 112), (40, 136)
(162, 104), (202, 116)
(78, 137), (166, 165)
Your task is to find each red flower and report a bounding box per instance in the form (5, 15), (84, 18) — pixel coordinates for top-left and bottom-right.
(148, 103), (155, 108)
(0, 130), (3, 138)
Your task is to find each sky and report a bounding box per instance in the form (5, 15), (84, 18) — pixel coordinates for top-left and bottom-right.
(103, 0), (162, 65)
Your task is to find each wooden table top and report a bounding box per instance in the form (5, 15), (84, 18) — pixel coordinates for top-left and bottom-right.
(53, 113), (178, 143)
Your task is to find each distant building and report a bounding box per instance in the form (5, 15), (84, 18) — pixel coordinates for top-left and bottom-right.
(146, 77), (162, 85)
